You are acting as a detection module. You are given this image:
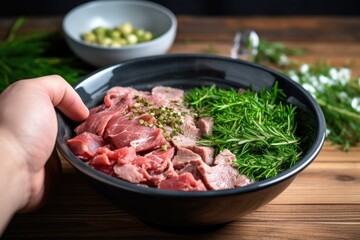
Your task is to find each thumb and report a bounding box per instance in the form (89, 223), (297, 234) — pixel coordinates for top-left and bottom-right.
(35, 75), (89, 121)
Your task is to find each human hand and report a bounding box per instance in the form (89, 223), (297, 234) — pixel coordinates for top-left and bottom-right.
(0, 75), (88, 216)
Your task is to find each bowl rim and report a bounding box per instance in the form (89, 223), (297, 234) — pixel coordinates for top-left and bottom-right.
(56, 53), (326, 198)
(62, 0), (177, 50)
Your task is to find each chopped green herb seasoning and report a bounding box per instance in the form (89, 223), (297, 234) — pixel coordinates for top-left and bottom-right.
(130, 96), (185, 140)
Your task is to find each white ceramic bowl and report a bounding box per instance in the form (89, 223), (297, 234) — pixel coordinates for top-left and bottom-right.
(62, 0), (177, 67)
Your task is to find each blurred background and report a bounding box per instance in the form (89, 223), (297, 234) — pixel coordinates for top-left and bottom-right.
(0, 0), (359, 16)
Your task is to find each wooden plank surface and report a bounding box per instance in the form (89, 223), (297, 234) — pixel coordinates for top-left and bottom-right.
(1, 16), (360, 239)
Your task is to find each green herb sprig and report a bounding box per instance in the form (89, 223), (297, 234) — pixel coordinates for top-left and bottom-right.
(0, 17), (91, 92)
(246, 37), (359, 151)
(286, 63), (360, 151)
(253, 40), (303, 67)
(184, 84), (302, 180)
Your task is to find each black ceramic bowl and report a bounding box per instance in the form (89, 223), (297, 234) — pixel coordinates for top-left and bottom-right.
(56, 54), (326, 227)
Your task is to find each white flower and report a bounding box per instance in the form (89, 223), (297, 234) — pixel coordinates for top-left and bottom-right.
(308, 75), (319, 85)
(288, 70), (300, 83)
(326, 128), (331, 137)
(329, 68), (338, 80)
(351, 97), (360, 112)
(338, 91), (349, 100)
(278, 54), (288, 66)
(319, 75), (332, 85)
(338, 68), (351, 85)
(249, 31), (259, 50)
(300, 64), (310, 74)
(302, 83), (316, 95)
(311, 77), (319, 87)
(316, 85), (325, 93)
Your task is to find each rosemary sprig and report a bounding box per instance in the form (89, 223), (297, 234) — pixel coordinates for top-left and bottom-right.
(0, 18), (92, 92)
(184, 83), (302, 180)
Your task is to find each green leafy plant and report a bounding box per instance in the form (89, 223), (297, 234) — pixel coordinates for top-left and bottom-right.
(254, 40), (303, 66)
(0, 17), (91, 92)
(286, 63), (360, 151)
(247, 37), (359, 151)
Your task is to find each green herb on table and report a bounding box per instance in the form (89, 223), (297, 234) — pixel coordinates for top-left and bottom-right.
(0, 17), (91, 92)
(253, 40), (303, 67)
(202, 43), (220, 54)
(184, 83), (302, 180)
(286, 63), (360, 151)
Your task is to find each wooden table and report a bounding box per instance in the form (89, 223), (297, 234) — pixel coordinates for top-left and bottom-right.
(2, 16), (360, 239)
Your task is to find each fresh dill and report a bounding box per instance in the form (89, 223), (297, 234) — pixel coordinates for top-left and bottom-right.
(0, 17), (91, 92)
(184, 83), (302, 181)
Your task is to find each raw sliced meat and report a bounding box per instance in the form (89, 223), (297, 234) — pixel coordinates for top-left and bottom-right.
(185, 145), (214, 165)
(104, 114), (167, 152)
(197, 116), (213, 136)
(113, 163), (146, 183)
(213, 149), (237, 165)
(152, 86), (184, 103)
(172, 146), (203, 167)
(158, 173), (206, 191)
(67, 85), (253, 191)
(67, 132), (104, 160)
(197, 163), (241, 190)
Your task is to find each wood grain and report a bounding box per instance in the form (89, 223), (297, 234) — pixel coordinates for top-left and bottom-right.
(2, 16), (360, 239)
